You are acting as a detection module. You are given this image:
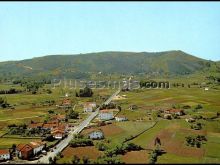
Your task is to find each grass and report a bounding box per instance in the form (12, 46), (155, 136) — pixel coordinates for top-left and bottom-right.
(157, 153), (201, 164)
(0, 137), (41, 149)
(106, 121), (155, 147)
(57, 146), (103, 164)
(131, 120), (170, 148)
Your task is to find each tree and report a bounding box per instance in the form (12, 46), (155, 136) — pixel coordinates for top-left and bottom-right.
(48, 157), (53, 164)
(195, 104), (203, 110)
(46, 89), (52, 94)
(117, 105), (122, 111)
(12, 144), (16, 152)
(72, 155), (80, 164)
(96, 142), (108, 151)
(67, 109), (79, 119)
(77, 87), (93, 97)
(82, 156), (90, 164)
(0, 97), (9, 108)
(154, 137), (161, 146)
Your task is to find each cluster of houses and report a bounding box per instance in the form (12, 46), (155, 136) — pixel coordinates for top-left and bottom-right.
(28, 114), (68, 139)
(162, 109), (185, 119)
(0, 141), (46, 161)
(98, 109), (128, 122)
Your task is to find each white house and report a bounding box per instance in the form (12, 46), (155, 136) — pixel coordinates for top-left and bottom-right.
(88, 130), (104, 140)
(0, 149), (10, 161)
(115, 115), (128, 122)
(84, 102), (96, 112)
(98, 110), (114, 120)
(29, 141), (45, 155)
(51, 129), (65, 139)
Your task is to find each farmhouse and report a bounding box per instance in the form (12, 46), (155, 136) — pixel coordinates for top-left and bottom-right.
(0, 149), (10, 161)
(16, 141), (45, 160)
(115, 115), (128, 122)
(164, 109), (184, 116)
(56, 98), (72, 108)
(29, 141), (45, 156)
(16, 144), (33, 160)
(84, 102), (96, 112)
(62, 98), (71, 106)
(98, 110), (114, 120)
(28, 122), (43, 130)
(87, 129), (104, 140)
(51, 129), (65, 139)
(51, 114), (66, 122)
(42, 121), (60, 131)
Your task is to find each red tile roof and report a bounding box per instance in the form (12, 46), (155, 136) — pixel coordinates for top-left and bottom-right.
(0, 149), (9, 155)
(28, 123), (43, 128)
(51, 114), (66, 120)
(29, 141), (45, 149)
(17, 144), (33, 152)
(100, 109), (113, 113)
(62, 99), (71, 105)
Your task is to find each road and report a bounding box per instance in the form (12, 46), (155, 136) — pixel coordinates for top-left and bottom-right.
(32, 88), (120, 164)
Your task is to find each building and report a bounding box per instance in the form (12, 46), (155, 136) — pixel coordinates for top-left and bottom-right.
(42, 120), (60, 131)
(29, 141), (45, 156)
(51, 128), (65, 139)
(51, 114), (66, 122)
(16, 144), (33, 160)
(0, 149), (10, 161)
(16, 141), (45, 160)
(115, 115), (128, 122)
(164, 109), (184, 116)
(84, 102), (96, 112)
(27, 122), (43, 130)
(98, 110), (114, 120)
(88, 130), (104, 140)
(56, 98), (72, 108)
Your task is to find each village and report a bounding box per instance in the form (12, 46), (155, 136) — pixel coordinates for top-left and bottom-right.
(0, 85), (205, 164)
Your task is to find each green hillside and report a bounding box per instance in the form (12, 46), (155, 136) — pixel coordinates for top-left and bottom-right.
(0, 50), (214, 79)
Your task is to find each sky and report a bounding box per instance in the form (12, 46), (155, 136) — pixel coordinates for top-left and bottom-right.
(0, 2), (220, 62)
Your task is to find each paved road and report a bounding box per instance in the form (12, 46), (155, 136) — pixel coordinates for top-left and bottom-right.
(31, 88), (121, 164)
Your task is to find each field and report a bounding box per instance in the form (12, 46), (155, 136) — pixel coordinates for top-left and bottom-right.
(0, 79), (220, 163)
(57, 146), (103, 164)
(0, 83), (115, 149)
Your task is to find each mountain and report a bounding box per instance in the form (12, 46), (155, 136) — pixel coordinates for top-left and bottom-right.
(0, 50), (213, 79)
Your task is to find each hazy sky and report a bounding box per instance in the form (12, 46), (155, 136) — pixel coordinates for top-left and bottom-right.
(0, 2), (220, 62)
